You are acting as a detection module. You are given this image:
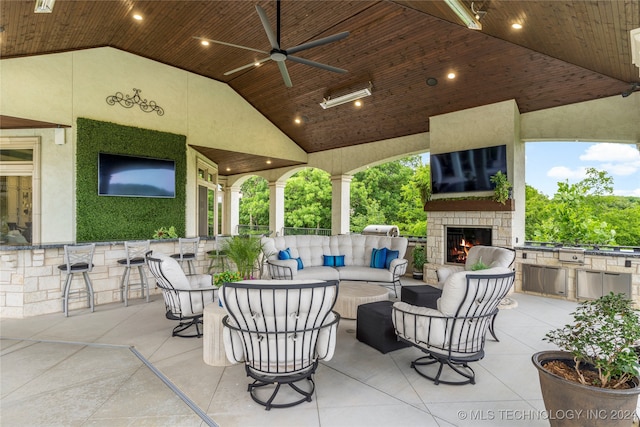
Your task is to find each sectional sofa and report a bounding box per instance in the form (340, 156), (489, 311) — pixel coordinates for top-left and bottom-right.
(261, 234), (409, 295)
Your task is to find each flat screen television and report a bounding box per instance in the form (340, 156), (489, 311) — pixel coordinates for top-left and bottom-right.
(98, 153), (176, 198)
(431, 145), (507, 194)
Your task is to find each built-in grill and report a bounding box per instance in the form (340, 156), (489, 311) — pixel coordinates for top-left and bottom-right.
(362, 225), (400, 237)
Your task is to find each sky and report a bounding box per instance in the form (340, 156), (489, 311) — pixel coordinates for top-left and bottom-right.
(422, 142), (640, 198)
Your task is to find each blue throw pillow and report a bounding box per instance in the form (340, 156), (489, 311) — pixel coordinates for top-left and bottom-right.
(385, 250), (399, 269)
(335, 255), (345, 267)
(370, 248), (388, 269)
(278, 248), (291, 260)
(296, 257), (304, 270)
(323, 255), (335, 267)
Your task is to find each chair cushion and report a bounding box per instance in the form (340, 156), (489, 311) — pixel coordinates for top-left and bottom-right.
(438, 267), (512, 316)
(156, 254), (191, 290)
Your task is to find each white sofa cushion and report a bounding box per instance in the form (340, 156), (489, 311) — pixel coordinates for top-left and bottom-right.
(437, 245), (515, 284)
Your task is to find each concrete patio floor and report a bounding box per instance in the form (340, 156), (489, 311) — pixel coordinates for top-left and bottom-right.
(0, 279), (609, 426)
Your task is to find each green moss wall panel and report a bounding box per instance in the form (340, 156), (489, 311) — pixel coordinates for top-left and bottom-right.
(76, 118), (186, 242)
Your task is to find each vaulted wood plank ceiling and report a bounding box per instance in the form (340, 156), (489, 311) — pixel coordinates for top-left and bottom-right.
(1, 1), (638, 175)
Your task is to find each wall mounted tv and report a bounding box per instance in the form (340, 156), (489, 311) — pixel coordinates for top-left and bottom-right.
(431, 144), (507, 194)
(98, 153), (176, 198)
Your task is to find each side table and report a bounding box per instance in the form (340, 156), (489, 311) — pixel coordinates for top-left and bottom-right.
(203, 303), (233, 366)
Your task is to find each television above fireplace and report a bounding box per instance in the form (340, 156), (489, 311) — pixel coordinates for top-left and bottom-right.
(431, 145), (507, 194)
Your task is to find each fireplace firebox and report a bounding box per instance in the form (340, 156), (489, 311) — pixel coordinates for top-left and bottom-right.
(446, 227), (492, 264)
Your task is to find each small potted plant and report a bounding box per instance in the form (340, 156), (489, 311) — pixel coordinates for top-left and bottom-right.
(412, 244), (426, 280)
(489, 171), (512, 205)
(221, 235), (265, 279)
(532, 292), (640, 427)
(152, 226), (178, 239)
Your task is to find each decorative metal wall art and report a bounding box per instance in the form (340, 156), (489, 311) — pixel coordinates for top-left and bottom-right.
(106, 88), (164, 116)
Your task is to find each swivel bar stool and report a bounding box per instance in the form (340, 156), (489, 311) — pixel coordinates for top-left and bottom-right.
(171, 237), (199, 275)
(57, 243), (96, 317)
(117, 240), (151, 306)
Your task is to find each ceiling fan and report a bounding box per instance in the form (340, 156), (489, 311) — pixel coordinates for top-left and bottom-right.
(195, 0), (349, 87)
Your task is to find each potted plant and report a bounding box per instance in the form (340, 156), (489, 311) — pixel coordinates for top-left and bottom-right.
(221, 235), (264, 279)
(489, 171), (512, 204)
(532, 292), (640, 427)
(412, 244), (426, 280)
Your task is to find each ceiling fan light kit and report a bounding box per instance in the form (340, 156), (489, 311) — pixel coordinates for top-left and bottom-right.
(320, 86), (372, 109)
(444, 0), (482, 30)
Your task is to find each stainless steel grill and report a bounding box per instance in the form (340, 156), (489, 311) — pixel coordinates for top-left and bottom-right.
(361, 225), (400, 237)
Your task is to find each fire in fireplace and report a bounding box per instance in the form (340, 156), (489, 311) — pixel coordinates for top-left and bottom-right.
(446, 227), (492, 264)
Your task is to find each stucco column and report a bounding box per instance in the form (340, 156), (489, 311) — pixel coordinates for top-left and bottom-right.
(223, 185), (241, 235)
(331, 174), (352, 235)
(269, 181), (286, 236)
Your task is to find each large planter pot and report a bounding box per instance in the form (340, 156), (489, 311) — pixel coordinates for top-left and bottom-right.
(532, 351), (640, 427)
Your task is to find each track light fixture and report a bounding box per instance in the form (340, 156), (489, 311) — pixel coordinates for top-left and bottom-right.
(34, 0), (55, 13)
(320, 83), (373, 109)
(444, 0), (482, 30)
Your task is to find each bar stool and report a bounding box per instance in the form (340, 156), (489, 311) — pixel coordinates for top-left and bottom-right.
(57, 243), (96, 317)
(207, 236), (230, 274)
(171, 237), (199, 275)
(117, 240), (151, 306)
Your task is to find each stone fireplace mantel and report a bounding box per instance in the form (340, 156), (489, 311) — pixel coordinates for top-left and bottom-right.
(424, 199), (515, 212)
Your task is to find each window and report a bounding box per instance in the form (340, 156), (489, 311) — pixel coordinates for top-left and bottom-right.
(196, 159), (218, 237)
(0, 137), (40, 245)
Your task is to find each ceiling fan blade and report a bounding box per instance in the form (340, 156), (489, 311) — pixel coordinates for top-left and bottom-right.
(224, 57), (271, 76)
(276, 61), (293, 87)
(255, 5), (280, 50)
(287, 55), (348, 74)
(286, 31), (350, 55)
(193, 37), (268, 54)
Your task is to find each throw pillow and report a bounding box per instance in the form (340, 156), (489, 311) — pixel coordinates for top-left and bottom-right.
(335, 255), (345, 267)
(278, 248), (292, 260)
(296, 257), (304, 270)
(323, 255), (335, 267)
(385, 250), (399, 269)
(370, 247), (388, 269)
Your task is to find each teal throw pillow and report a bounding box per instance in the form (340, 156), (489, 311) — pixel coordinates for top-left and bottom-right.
(323, 255), (335, 267)
(296, 257), (304, 270)
(385, 250), (399, 269)
(370, 248), (388, 269)
(335, 255), (345, 267)
(278, 248), (292, 260)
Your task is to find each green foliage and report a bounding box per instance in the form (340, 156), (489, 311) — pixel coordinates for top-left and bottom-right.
(470, 258), (490, 271)
(221, 235), (264, 279)
(212, 270), (243, 287)
(412, 244), (426, 270)
(544, 293), (640, 388)
(76, 118), (186, 242)
(490, 171), (512, 204)
(239, 177), (269, 227)
(529, 168), (617, 245)
(152, 226), (178, 239)
(284, 168), (332, 229)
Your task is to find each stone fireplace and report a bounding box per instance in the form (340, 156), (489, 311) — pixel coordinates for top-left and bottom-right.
(423, 199), (517, 284)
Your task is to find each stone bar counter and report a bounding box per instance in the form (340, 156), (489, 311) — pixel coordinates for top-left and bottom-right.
(426, 243), (640, 305)
(0, 238), (221, 318)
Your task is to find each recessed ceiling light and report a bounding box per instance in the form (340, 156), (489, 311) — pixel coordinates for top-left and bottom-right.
(226, 167), (231, 172)
(133, 14), (143, 21)
(294, 117), (302, 124)
(201, 40), (210, 46)
(512, 23), (523, 30)
(447, 72), (456, 79)
(266, 160), (272, 164)
(426, 77), (438, 86)
(354, 100), (363, 107)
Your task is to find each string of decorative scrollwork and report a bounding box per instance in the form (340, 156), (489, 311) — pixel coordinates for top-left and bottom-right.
(105, 88), (164, 116)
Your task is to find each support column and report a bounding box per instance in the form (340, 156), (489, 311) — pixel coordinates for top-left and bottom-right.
(331, 175), (352, 235)
(223, 185), (241, 235)
(269, 181), (286, 236)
